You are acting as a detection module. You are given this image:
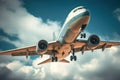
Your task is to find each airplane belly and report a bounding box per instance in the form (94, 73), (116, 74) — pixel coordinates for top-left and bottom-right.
(64, 16), (90, 43)
(55, 44), (71, 61)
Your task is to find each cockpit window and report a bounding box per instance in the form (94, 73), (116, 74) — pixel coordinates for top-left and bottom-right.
(73, 7), (85, 12)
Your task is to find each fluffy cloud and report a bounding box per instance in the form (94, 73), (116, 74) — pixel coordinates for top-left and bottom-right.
(0, 0), (61, 48)
(113, 8), (120, 22)
(0, 0), (120, 80)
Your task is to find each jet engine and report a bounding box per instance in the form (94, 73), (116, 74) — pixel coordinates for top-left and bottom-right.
(36, 40), (48, 53)
(87, 35), (100, 47)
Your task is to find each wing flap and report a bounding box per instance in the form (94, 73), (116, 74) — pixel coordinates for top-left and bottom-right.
(11, 51), (37, 56)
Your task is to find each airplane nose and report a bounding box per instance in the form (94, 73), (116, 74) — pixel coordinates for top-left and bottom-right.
(78, 6), (90, 16)
(80, 6), (89, 15)
(84, 10), (90, 16)
(81, 7), (90, 16)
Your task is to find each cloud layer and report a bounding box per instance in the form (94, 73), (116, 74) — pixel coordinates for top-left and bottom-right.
(0, 0), (120, 80)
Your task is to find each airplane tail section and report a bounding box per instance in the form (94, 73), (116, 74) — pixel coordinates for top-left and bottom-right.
(38, 58), (52, 65)
(59, 59), (70, 63)
(38, 58), (69, 65)
(53, 32), (56, 41)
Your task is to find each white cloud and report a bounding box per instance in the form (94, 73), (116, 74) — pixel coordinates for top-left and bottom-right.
(79, 59), (99, 72)
(0, 0), (61, 48)
(49, 63), (70, 77)
(6, 61), (23, 71)
(73, 75), (85, 80)
(17, 66), (45, 79)
(113, 8), (120, 22)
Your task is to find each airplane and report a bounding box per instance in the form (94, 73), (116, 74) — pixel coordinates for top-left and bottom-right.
(0, 6), (120, 65)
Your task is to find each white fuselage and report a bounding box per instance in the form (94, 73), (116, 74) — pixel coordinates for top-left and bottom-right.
(57, 6), (90, 44)
(55, 6), (90, 60)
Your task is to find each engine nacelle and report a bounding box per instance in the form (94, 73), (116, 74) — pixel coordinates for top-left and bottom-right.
(87, 35), (100, 47)
(36, 40), (48, 53)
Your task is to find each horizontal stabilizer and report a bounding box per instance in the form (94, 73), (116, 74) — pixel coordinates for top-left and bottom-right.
(38, 58), (51, 65)
(38, 58), (70, 65)
(60, 59), (69, 63)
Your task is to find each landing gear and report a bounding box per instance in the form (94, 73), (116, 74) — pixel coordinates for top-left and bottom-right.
(81, 33), (86, 38)
(70, 55), (77, 61)
(51, 50), (58, 62)
(52, 56), (58, 62)
(80, 24), (87, 38)
(70, 49), (77, 61)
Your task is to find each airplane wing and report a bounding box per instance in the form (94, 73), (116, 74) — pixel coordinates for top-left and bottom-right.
(0, 46), (37, 58)
(0, 41), (60, 58)
(73, 40), (120, 53)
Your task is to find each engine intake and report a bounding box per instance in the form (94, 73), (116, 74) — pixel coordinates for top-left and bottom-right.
(38, 40), (48, 51)
(88, 35), (100, 47)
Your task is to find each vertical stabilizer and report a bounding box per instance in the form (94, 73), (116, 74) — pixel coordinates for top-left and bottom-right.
(53, 32), (56, 41)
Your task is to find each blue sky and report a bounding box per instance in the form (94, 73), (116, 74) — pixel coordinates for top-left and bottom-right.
(23, 0), (120, 36)
(0, 0), (120, 80)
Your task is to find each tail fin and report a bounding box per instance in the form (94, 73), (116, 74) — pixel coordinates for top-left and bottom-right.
(53, 32), (56, 41)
